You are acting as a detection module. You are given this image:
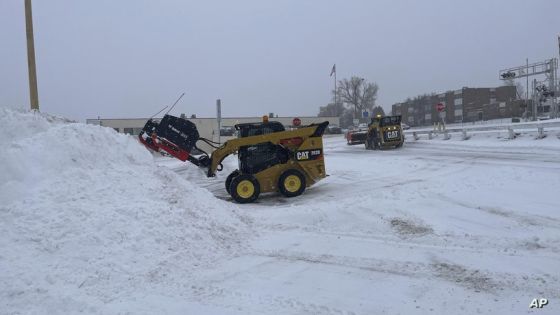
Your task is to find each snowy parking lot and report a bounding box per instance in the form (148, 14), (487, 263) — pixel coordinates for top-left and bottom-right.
(159, 135), (560, 315)
(2, 109), (559, 314)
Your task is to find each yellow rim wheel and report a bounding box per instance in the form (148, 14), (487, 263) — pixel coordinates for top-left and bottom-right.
(284, 175), (302, 193)
(236, 180), (255, 199)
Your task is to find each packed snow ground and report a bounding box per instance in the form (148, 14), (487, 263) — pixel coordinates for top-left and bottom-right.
(2, 108), (559, 314)
(163, 134), (560, 315)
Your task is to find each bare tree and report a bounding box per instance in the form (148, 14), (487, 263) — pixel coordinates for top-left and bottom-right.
(370, 105), (385, 117)
(318, 102), (346, 117)
(339, 109), (354, 128)
(334, 77), (379, 118)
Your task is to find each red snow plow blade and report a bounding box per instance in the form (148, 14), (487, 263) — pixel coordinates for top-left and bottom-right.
(139, 114), (210, 166)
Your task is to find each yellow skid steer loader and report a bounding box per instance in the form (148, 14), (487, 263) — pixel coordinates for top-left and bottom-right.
(365, 115), (404, 150)
(139, 115), (329, 203)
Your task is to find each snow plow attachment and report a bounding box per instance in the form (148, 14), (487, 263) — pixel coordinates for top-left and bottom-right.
(139, 115), (210, 167)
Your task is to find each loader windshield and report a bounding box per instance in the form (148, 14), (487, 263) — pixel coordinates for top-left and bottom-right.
(236, 122), (285, 138)
(379, 116), (402, 127)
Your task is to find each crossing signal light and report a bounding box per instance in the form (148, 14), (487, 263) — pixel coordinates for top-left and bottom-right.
(501, 71), (516, 79)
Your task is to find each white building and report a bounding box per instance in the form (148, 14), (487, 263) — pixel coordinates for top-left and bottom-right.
(86, 115), (339, 152)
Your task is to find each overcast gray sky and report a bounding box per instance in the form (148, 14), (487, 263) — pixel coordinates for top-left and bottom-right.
(1, 0), (559, 121)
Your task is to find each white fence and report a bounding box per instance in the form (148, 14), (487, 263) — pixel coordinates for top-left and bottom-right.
(405, 119), (560, 141)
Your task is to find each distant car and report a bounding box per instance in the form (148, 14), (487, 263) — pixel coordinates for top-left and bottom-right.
(346, 130), (367, 145)
(401, 123), (411, 130)
(326, 124), (342, 134)
(220, 127), (235, 136)
(345, 124), (368, 145)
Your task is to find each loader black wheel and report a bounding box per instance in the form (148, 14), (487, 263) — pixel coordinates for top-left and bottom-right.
(225, 170), (240, 195)
(230, 174), (260, 203)
(278, 169), (306, 198)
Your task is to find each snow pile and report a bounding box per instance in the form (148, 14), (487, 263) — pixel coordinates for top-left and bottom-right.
(0, 108), (250, 312)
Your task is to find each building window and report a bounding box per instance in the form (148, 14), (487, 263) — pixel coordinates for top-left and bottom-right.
(454, 90), (462, 96)
(408, 107), (414, 113)
(455, 116), (463, 123)
(454, 98), (463, 106)
(454, 109), (462, 116)
(133, 128), (143, 135)
(438, 93), (445, 99)
(499, 102), (506, 108)
(123, 128), (134, 135)
(490, 98), (496, 104)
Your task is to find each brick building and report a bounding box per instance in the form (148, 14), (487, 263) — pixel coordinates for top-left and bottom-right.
(391, 86), (520, 126)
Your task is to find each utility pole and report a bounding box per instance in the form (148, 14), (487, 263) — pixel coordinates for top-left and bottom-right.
(216, 99), (222, 145)
(526, 58), (529, 102)
(25, 0), (39, 110)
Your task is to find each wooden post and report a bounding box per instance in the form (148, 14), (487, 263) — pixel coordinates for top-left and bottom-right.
(25, 0), (39, 110)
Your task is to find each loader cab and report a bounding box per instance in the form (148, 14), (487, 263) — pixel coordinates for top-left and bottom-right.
(379, 115), (401, 127)
(235, 122), (290, 174)
(235, 121), (285, 138)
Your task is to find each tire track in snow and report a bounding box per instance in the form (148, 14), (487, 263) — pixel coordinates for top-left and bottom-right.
(246, 249), (560, 296)
(188, 283), (358, 315)
(436, 194), (560, 231)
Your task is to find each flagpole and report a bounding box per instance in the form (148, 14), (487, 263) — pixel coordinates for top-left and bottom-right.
(334, 65), (337, 106)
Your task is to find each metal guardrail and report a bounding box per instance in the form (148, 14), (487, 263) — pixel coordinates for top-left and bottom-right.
(405, 119), (560, 140)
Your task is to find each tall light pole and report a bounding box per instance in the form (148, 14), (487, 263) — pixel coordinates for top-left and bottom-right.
(25, 0), (39, 110)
